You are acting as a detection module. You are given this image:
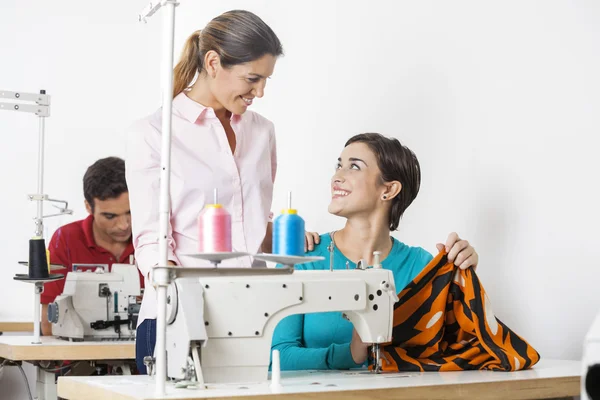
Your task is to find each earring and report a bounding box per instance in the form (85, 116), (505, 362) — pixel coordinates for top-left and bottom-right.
(382, 195), (387, 200)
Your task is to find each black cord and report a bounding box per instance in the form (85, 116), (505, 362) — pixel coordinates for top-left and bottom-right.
(35, 361), (80, 373)
(16, 363), (34, 400)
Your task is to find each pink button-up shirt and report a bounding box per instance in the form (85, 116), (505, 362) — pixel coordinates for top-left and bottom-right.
(126, 93), (277, 324)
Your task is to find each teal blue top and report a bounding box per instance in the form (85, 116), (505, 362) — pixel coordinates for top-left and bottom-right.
(271, 233), (433, 371)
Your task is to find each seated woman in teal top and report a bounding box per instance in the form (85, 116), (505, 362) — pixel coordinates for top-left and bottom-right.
(271, 133), (480, 371)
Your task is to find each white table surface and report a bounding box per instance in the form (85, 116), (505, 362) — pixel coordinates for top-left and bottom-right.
(56, 358), (581, 400)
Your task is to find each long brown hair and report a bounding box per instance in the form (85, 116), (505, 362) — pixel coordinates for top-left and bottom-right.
(173, 10), (283, 98)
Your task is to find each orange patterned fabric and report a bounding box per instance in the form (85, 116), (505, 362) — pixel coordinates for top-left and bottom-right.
(374, 251), (540, 372)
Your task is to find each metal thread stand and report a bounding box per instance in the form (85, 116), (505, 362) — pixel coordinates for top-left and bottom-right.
(9, 278), (61, 344)
(1, 89), (72, 344)
(184, 252), (251, 268)
(138, 0), (179, 396)
(253, 254), (325, 270)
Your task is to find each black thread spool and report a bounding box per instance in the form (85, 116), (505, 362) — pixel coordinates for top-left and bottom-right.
(28, 238), (49, 279)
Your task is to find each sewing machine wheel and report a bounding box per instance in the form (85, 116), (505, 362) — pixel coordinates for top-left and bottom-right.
(47, 302), (59, 323)
(166, 282), (178, 324)
(586, 364), (600, 400)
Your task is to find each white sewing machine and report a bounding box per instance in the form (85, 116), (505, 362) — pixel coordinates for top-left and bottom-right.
(583, 310), (600, 400)
(153, 265), (398, 385)
(48, 264), (141, 341)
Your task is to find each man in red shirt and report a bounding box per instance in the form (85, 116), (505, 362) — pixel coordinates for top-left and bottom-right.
(41, 157), (143, 336)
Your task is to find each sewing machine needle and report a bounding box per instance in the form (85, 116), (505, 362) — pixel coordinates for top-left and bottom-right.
(376, 344), (381, 373)
(372, 343), (382, 373)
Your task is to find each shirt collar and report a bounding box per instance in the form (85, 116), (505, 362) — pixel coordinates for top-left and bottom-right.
(174, 92), (242, 124)
(82, 214), (97, 249)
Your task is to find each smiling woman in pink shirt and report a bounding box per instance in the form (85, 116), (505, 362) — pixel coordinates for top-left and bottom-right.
(125, 10), (287, 374)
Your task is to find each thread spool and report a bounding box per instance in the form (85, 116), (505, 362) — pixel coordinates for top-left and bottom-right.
(273, 192), (305, 256)
(29, 237), (49, 279)
(197, 189), (232, 253)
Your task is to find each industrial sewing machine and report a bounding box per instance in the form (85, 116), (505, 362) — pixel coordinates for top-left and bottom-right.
(146, 262), (398, 385)
(48, 264), (141, 341)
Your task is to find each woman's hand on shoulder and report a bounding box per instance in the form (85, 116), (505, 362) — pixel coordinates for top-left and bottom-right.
(305, 231), (320, 252)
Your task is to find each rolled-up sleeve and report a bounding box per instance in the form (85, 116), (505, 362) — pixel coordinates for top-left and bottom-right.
(125, 120), (180, 279)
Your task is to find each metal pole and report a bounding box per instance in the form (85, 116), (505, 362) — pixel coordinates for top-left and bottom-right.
(32, 283), (42, 343)
(36, 96), (45, 237)
(33, 90), (46, 345)
(155, 1), (177, 396)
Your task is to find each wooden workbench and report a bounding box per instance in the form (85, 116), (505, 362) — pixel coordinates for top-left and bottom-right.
(0, 335), (135, 361)
(0, 335), (136, 400)
(56, 359), (581, 400)
(0, 321), (34, 332)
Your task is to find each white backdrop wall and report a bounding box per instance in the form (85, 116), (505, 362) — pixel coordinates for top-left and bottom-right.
(1, 0), (599, 367)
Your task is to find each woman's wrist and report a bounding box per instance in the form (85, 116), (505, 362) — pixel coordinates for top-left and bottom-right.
(350, 340), (369, 364)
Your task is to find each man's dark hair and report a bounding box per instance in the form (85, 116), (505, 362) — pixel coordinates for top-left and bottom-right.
(345, 133), (421, 231)
(83, 157), (128, 211)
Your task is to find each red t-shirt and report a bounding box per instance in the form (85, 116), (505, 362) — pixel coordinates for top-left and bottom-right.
(40, 215), (144, 304)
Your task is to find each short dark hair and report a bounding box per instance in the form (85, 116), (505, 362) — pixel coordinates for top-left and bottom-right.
(83, 157), (128, 211)
(344, 133), (421, 231)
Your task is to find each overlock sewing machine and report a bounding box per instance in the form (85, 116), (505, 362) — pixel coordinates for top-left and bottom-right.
(146, 260), (399, 385)
(47, 264), (141, 341)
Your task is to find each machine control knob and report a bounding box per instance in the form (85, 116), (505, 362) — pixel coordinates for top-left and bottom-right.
(586, 364), (600, 400)
(47, 302), (59, 324)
